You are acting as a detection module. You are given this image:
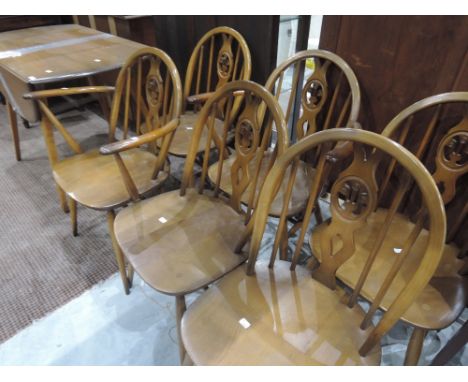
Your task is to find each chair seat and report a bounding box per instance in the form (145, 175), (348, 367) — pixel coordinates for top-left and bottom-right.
(168, 111), (225, 157)
(53, 148), (168, 210)
(208, 152), (313, 217)
(310, 208), (467, 330)
(113, 189), (248, 295)
(181, 260), (381, 365)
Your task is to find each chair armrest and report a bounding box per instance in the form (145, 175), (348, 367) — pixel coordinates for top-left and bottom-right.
(186, 92), (214, 105)
(325, 141), (354, 162)
(23, 86), (115, 100)
(186, 90), (245, 105)
(99, 118), (179, 155)
(325, 122), (362, 162)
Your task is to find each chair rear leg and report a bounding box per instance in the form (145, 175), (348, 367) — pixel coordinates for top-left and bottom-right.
(404, 327), (428, 365)
(430, 321), (468, 365)
(106, 209), (130, 295)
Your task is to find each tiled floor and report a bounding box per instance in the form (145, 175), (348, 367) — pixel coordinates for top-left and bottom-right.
(0, 269), (466, 366)
(0, 273), (185, 365)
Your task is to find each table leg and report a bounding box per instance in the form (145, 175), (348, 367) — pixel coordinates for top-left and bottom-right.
(87, 76), (110, 122)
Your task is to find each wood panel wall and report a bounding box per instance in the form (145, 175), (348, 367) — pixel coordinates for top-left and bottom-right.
(319, 15), (468, 132)
(152, 16), (280, 85)
(320, 16), (468, 250)
(0, 16), (64, 33)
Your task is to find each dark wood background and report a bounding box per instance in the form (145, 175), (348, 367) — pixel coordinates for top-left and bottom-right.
(319, 15), (468, 132)
(151, 16), (279, 85)
(319, 16), (468, 250)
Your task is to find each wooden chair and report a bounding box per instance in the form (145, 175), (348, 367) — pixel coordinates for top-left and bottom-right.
(310, 92), (468, 365)
(168, 26), (252, 157)
(180, 128), (446, 365)
(23, 47), (183, 294)
(110, 80), (288, 364)
(207, 49), (361, 256)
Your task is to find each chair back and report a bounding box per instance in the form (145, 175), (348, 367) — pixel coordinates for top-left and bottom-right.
(265, 49), (360, 141)
(183, 26), (251, 112)
(180, 80), (288, 216)
(381, 92), (468, 243)
(247, 128), (446, 357)
(108, 47), (183, 175)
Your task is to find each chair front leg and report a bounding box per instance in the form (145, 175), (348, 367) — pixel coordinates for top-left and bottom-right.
(404, 327), (428, 365)
(106, 209), (130, 295)
(127, 263), (135, 288)
(176, 294), (189, 365)
(68, 198), (78, 236)
(56, 183), (70, 214)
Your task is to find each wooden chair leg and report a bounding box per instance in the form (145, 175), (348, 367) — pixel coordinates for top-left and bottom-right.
(6, 101), (21, 161)
(127, 262), (134, 288)
(314, 202), (323, 225)
(106, 209), (130, 295)
(176, 294), (188, 365)
(68, 198), (78, 236)
(404, 327), (428, 365)
(430, 321), (468, 365)
(87, 76), (110, 122)
(56, 184), (70, 213)
(279, 222), (288, 261)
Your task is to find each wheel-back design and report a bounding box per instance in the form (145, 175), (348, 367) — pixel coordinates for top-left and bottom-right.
(265, 50), (360, 140)
(183, 27), (252, 110)
(109, 47), (183, 178)
(313, 145), (379, 288)
(381, 92), (468, 241)
(246, 129), (446, 358)
(180, 80), (288, 215)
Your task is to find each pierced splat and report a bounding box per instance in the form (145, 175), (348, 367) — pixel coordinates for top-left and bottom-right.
(334, 178), (372, 220)
(216, 34), (235, 89)
(144, 56), (164, 132)
(312, 144), (379, 289)
(295, 60), (331, 140)
(230, 92), (262, 211)
(433, 116), (468, 204)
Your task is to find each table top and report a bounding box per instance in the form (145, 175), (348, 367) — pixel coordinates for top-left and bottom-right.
(0, 24), (146, 85)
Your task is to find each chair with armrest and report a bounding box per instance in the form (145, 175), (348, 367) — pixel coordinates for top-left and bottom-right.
(181, 128), (446, 365)
(167, 26), (251, 158)
(109, 80), (288, 364)
(23, 47), (183, 294)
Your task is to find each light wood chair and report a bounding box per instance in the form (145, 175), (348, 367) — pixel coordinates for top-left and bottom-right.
(24, 47), (183, 294)
(168, 26), (252, 158)
(181, 128), (446, 365)
(110, 80), (288, 364)
(310, 92), (468, 365)
(207, 49), (361, 257)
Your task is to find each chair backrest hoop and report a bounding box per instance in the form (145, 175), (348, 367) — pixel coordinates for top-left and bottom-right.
(248, 128), (446, 356)
(109, 46), (183, 140)
(183, 26), (252, 110)
(180, 80), (289, 197)
(265, 49), (361, 140)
